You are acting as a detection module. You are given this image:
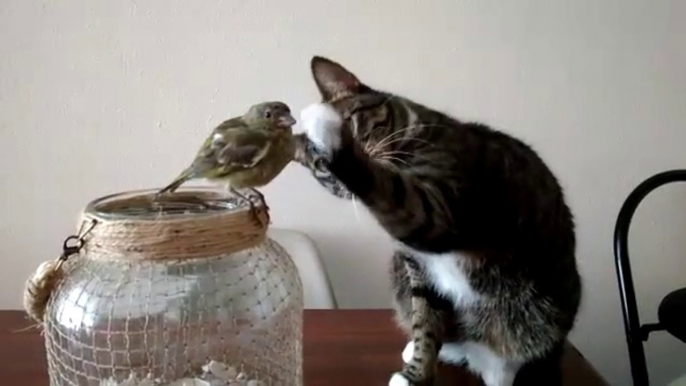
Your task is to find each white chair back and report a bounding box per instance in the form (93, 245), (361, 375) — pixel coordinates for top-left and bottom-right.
(267, 228), (337, 309)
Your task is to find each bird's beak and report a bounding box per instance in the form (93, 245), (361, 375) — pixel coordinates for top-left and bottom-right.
(278, 114), (297, 128)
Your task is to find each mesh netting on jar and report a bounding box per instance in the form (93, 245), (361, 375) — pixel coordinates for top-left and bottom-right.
(30, 188), (303, 386)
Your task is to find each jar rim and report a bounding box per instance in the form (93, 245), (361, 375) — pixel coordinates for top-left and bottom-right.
(84, 187), (253, 222)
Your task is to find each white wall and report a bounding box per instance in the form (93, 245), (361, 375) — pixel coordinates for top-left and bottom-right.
(1, 1), (685, 385)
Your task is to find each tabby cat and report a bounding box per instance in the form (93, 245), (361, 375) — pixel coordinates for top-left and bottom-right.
(295, 56), (581, 386)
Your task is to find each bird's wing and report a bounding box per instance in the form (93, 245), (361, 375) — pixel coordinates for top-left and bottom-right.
(195, 117), (247, 156)
(214, 128), (272, 170)
(187, 119), (273, 179)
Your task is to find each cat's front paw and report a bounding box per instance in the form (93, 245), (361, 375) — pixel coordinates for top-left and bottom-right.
(389, 373), (411, 386)
(301, 103), (343, 154)
(402, 341), (414, 363)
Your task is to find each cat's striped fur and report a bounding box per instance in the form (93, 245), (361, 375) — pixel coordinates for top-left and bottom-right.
(295, 57), (581, 386)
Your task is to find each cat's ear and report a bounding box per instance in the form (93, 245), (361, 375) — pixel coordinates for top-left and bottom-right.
(311, 56), (363, 100)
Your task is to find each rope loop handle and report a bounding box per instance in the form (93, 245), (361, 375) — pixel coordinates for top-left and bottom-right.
(23, 219), (98, 324)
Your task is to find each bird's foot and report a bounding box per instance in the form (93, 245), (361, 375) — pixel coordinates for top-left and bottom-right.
(248, 189), (270, 226)
(230, 188), (269, 226)
(248, 188), (270, 212)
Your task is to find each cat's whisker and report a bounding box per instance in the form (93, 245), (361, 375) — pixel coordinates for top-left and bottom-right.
(379, 150), (413, 157)
(364, 141), (378, 154)
(371, 123), (448, 151)
(351, 195), (361, 221)
(373, 136), (434, 150)
(370, 129), (408, 150)
(368, 134), (422, 158)
(377, 155), (411, 167)
(379, 150), (431, 160)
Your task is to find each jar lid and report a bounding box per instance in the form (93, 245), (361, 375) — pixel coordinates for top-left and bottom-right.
(78, 188), (269, 261)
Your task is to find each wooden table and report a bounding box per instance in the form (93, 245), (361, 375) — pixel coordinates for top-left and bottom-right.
(0, 310), (607, 385)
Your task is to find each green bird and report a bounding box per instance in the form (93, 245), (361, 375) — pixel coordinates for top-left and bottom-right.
(157, 101), (297, 218)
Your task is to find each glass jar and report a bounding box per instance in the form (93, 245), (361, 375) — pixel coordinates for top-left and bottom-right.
(39, 188), (303, 385)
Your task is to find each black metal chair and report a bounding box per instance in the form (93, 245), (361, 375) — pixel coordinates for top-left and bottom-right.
(614, 170), (686, 386)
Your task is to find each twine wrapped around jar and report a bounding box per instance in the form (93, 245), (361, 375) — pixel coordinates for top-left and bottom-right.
(79, 189), (269, 262)
(23, 188), (303, 386)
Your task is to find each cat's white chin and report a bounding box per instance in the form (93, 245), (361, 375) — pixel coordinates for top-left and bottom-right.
(301, 103), (343, 154)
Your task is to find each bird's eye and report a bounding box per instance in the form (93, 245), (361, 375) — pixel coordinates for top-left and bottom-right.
(264, 110), (272, 119)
